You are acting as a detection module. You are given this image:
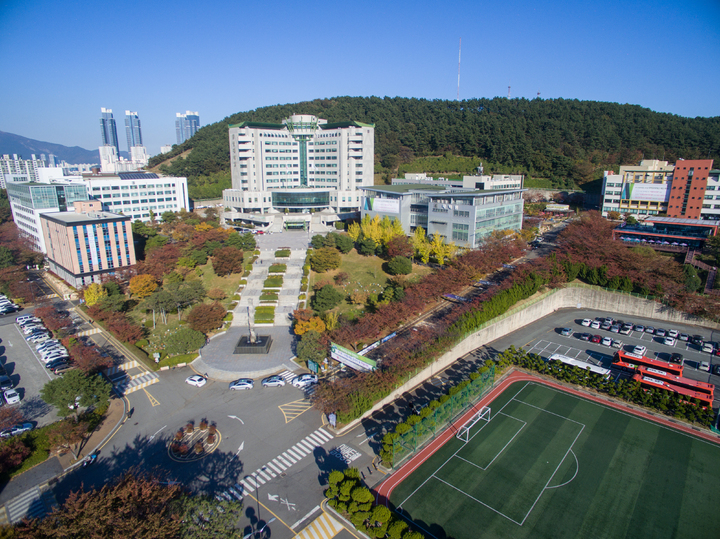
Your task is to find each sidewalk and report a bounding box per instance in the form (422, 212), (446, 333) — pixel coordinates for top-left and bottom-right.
(57, 397), (126, 469)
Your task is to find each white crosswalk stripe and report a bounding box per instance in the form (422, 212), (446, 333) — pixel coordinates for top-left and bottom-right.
(277, 370), (298, 383)
(227, 427), (335, 501)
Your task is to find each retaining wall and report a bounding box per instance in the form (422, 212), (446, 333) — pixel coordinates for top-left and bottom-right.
(334, 284), (720, 434)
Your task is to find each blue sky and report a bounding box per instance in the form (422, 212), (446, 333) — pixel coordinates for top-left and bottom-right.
(1, 0), (719, 157)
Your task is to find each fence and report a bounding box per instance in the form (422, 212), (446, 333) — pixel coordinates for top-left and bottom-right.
(390, 365), (495, 469)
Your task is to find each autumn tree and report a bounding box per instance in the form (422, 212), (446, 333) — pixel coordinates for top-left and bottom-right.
(187, 302), (226, 334)
(212, 246), (244, 276)
(386, 235), (414, 259)
(207, 287), (226, 301)
(84, 283), (107, 307)
(294, 316), (326, 335)
(16, 472), (184, 539)
(129, 274), (158, 299)
(45, 417), (89, 459)
(296, 330), (328, 364)
(0, 438), (31, 477)
(105, 312), (145, 344)
(70, 343), (111, 374)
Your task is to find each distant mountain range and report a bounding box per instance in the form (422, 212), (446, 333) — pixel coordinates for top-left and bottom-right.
(0, 130), (100, 164)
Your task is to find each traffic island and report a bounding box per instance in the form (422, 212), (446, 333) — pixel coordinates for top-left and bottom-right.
(168, 421), (221, 462)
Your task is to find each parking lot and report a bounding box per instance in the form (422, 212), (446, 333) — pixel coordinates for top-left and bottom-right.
(0, 313), (60, 429)
(521, 311), (720, 407)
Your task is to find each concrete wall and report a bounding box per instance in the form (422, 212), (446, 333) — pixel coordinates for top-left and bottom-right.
(335, 285), (720, 434)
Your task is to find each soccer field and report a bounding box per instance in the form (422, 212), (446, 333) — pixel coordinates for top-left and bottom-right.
(389, 382), (720, 539)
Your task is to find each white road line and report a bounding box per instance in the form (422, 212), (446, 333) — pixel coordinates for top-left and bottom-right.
(292, 444), (309, 456)
(291, 504), (321, 529)
(317, 427), (333, 440)
(281, 451), (297, 464)
(266, 461), (284, 474)
(298, 440), (315, 452)
(258, 469), (274, 482)
(286, 447), (303, 460)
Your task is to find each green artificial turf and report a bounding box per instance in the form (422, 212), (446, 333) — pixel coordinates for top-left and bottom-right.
(389, 382), (720, 539)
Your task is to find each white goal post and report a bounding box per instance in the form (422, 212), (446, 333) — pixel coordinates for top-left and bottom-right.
(456, 406), (491, 443)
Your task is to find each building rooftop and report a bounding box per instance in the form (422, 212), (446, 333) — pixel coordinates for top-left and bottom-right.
(361, 184), (448, 194)
(644, 216), (719, 227)
(40, 210), (129, 225)
(427, 189), (521, 197)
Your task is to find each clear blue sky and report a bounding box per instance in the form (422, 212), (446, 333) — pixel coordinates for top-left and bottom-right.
(1, 0), (718, 157)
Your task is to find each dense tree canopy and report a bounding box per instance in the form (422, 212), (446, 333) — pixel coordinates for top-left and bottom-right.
(149, 96), (720, 196)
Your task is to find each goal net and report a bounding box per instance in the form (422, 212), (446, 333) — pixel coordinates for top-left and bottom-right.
(456, 406), (491, 443)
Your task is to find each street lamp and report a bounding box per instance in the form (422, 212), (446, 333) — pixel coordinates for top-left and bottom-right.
(243, 517), (275, 539)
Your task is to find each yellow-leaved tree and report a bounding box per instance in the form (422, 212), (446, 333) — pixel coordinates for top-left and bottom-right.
(129, 274), (158, 299)
(84, 283), (107, 307)
(411, 227), (429, 261)
(430, 233), (456, 265)
(347, 222), (362, 242)
(194, 222), (215, 232)
(360, 215), (383, 246)
(294, 316), (327, 335)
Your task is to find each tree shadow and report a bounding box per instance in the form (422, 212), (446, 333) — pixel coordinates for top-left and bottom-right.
(49, 432), (246, 505)
(313, 446), (347, 487)
(19, 395), (52, 422)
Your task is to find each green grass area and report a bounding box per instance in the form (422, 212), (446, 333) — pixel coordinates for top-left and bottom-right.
(390, 382), (720, 539)
(260, 292), (279, 301)
(158, 352), (198, 368)
(263, 277), (284, 288)
(268, 264), (287, 273)
(275, 249), (291, 257)
(310, 250), (432, 316)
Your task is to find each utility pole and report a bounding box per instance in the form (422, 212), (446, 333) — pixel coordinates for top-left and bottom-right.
(457, 38), (461, 101)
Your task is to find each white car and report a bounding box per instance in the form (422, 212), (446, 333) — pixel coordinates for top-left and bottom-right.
(185, 375), (207, 387)
(229, 378), (254, 391)
(581, 319), (592, 327)
(4, 389), (21, 405)
(668, 329), (679, 339)
(590, 320), (601, 329)
(664, 337), (676, 346)
(292, 374), (318, 389)
(633, 345), (647, 356)
(601, 336), (613, 346)
(261, 375), (286, 388)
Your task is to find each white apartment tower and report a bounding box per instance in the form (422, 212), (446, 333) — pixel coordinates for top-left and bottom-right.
(223, 115), (374, 215)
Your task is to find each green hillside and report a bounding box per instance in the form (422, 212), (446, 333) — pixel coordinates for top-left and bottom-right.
(149, 96), (720, 199)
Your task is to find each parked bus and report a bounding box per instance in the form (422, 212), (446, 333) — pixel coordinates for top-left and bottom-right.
(632, 373), (713, 408)
(636, 366), (714, 399)
(548, 354), (611, 378)
(612, 350), (683, 376)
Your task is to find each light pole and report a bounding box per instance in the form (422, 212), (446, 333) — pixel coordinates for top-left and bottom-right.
(243, 466), (268, 538)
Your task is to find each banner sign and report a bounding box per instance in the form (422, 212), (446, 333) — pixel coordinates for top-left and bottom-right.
(331, 343), (377, 372)
(364, 197), (400, 213)
(622, 183), (670, 202)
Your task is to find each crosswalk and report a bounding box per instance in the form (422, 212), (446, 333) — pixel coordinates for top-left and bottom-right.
(0, 486), (57, 525)
(276, 370), (317, 396)
(213, 427), (335, 504)
(294, 512), (343, 539)
(238, 427), (334, 493)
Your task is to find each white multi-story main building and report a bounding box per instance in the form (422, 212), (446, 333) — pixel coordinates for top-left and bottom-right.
(223, 114), (374, 218)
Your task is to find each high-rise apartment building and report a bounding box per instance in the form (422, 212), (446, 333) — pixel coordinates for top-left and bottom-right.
(176, 111), (200, 144)
(100, 108), (120, 157)
(125, 111), (143, 151)
(0, 154), (48, 187)
(222, 114), (374, 216)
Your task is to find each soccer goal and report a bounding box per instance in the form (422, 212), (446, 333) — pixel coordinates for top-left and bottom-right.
(456, 406), (491, 443)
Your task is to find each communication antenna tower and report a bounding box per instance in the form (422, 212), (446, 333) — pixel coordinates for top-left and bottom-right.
(457, 38), (461, 100)
(507, 85), (511, 99)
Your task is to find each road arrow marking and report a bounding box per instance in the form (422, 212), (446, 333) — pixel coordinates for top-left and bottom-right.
(228, 415), (244, 424)
(268, 493), (278, 502)
(237, 441), (244, 453)
(149, 425), (166, 441)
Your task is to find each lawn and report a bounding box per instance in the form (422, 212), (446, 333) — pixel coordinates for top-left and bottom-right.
(390, 382), (720, 539)
(310, 250), (433, 316)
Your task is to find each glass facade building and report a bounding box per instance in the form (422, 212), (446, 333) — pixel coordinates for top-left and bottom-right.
(100, 108), (120, 157)
(125, 111), (143, 151)
(176, 111), (200, 144)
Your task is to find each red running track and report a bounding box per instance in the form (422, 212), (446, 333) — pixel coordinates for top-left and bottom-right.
(374, 369), (720, 507)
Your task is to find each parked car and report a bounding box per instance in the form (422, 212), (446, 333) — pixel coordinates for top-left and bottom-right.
(601, 322), (612, 331)
(0, 423), (33, 438)
(46, 358), (70, 370)
(668, 329), (679, 339)
(610, 325), (621, 333)
(261, 375), (286, 388)
(292, 374), (319, 388)
(229, 378), (254, 391)
(679, 333), (689, 342)
(692, 335), (705, 346)
(581, 319), (592, 327)
(560, 328), (572, 336)
(590, 335), (602, 343)
(655, 328), (667, 337)
(590, 320), (601, 329)
(3, 389), (20, 405)
(645, 326), (655, 334)
(612, 340), (623, 349)
(579, 332), (591, 341)
(635, 325), (646, 333)
(633, 345), (647, 356)
(702, 343), (715, 354)
(700, 361), (711, 372)
(185, 375), (207, 388)
(664, 337), (676, 346)
(601, 336), (613, 346)
(0, 376), (13, 390)
(670, 353), (684, 364)
(52, 364), (75, 375)
(713, 364), (720, 375)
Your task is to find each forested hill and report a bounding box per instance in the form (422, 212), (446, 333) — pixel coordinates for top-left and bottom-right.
(149, 96), (720, 195)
